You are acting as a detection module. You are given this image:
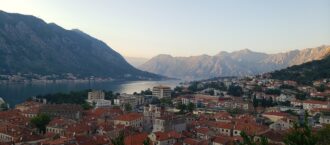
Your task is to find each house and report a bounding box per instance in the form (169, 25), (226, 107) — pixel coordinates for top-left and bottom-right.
(0, 122), (42, 143)
(183, 138), (200, 145)
(319, 111), (330, 125)
(46, 117), (76, 136)
(210, 122), (233, 136)
(15, 101), (43, 112)
(153, 115), (186, 133)
(257, 130), (285, 145)
(302, 100), (329, 110)
(212, 136), (231, 145)
(196, 127), (213, 140)
(269, 117), (295, 131)
(124, 133), (149, 145)
(214, 111), (232, 123)
(114, 113), (144, 128)
(149, 131), (182, 145)
(262, 112), (289, 122)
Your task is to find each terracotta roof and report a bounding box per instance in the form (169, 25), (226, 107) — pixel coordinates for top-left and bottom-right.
(211, 122), (233, 129)
(303, 100), (328, 105)
(258, 130), (285, 142)
(183, 138), (199, 145)
(124, 133), (148, 145)
(115, 113), (143, 121)
(154, 131), (182, 141)
(213, 136), (231, 144)
(263, 112), (289, 117)
(196, 127), (210, 134)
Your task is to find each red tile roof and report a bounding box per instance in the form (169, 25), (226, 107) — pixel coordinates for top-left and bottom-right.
(115, 113), (143, 121)
(183, 138), (199, 145)
(124, 133), (148, 145)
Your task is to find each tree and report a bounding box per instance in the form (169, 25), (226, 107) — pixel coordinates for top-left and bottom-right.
(253, 95), (258, 109)
(30, 114), (51, 134)
(160, 98), (173, 106)
(315, 124), (330, 145)
(261, 98), (267, 108)
(187, 102), (195, 112)
(267, 98), (274, 107)
(124, 103), (132, 112)
(111, 132), (125, 145)
(284, 112), (317, 145)
(296, 92), (307, 100)
(239, 131), (268, 145)
(143, 138), (151, 145)
(176, 103), (186, 114)
(265, 89), (281, 95)
(227, 85), (243, 97)
(174, 86), (183, 93)
(81, 102), (92, 110)
(141, 89), (152, 95)
(188, 82), (199, 92)
(0, 103), (8, 111)
(316, 84), (326, 92)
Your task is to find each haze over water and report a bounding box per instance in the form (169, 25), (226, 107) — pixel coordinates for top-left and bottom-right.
(0, 80), (180, 106)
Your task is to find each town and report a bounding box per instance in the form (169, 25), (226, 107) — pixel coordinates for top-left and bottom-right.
(0, 75), (330, 145)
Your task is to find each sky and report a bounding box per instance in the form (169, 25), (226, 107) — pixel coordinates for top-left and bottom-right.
(1, 0), (330, 58)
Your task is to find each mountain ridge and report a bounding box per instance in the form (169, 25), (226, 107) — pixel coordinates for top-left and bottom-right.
(0, 10), (163, 81)
(139, 45), (330, 80)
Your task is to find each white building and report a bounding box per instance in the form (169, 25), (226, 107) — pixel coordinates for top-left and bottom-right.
(152, 86), (172, 98)
(88, 90), (105, 100)
(86, 90), (111, 108)
(302, 100), (329, 111)
(93, 99), (112, 108)
(114, 94), (144, 109)
(143, 104), (163, 125)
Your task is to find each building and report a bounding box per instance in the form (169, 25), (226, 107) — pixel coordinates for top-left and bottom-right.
(262, 112), (289, 122)
(143, 104), (164, 130)
(152, 85), (172, 98)
(270, 117), (294, 131)
(153, 115), (186, 133)
(87, 90), (112, 108)
(114, 94), (144, 109)
(114, 113), (144, 128)
(302, 100), (329, 110)
(46, 118), (76, 136)
(39, 104), (83, 120)
(88, 90), (105, 100)
(148, 131), (182, 145)
(93, 99), (112, 108)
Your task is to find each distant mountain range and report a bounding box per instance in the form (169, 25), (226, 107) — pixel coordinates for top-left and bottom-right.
(0, 11), (163, 81)
(270, 55), (330, 84)
(124, 56), (148, 68)
(139, 45), (330, 80)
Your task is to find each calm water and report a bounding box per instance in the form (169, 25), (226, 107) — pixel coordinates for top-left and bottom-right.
(0, 80), (180, 106)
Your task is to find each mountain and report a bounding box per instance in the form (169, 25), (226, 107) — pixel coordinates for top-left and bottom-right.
(124, 56), (149, 67)
(0, 11), (162, 81)
(139, 45), (330, 80)
(270, 55), (330, 84)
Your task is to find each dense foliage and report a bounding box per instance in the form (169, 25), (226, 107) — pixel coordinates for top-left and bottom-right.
(271, 56), (330, 85)
(30, 114), (51, 134)
(227, 85), (243, 97)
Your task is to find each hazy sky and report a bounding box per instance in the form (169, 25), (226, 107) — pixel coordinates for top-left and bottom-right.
(1, 0), (330, 58)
